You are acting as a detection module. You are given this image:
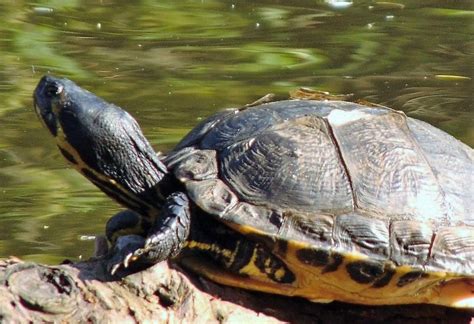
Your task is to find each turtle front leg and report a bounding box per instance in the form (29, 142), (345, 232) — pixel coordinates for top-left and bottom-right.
(106, 209), (151, 243)
(107, 192), (191, 275)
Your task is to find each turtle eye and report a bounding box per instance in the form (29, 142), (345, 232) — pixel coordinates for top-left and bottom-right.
(45, 82), (64, 98)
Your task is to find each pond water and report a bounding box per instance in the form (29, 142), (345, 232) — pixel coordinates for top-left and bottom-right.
(0, 1), (472, 264)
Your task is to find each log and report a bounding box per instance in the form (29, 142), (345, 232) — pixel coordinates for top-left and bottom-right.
(0, 255), (472, 323)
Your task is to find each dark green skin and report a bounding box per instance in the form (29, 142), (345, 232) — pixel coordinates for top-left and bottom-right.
(34, 76), (192, 273)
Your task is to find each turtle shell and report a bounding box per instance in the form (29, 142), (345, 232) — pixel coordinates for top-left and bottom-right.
(165, 99), (474, 306)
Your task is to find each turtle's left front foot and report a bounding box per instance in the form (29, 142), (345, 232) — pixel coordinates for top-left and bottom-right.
(107, 192), (191, 275)
(108, 234), (148, 275)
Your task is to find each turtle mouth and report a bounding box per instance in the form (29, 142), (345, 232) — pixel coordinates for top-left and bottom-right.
(33, 76), (64, 137)
(33, 97), (58, 137)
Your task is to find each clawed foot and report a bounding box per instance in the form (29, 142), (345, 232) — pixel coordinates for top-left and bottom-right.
(110, 248), (146, 275)
(107, 235), (150, 275)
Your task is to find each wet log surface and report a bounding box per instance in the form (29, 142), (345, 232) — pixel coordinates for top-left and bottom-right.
(0, 257), (472, 323)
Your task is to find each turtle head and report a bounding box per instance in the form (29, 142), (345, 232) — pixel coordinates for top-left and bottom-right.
(34, 75), (167, 216)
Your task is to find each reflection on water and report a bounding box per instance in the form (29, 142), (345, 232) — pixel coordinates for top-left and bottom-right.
(0, 1), (472, 263)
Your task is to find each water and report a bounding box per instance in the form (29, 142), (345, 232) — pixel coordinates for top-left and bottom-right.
(0, 1), (472, 263)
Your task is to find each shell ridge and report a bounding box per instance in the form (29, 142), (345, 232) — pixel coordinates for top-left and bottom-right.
(322, 117), (357, 212)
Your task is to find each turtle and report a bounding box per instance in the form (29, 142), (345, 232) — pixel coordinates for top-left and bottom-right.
(33, 75), (474, 308)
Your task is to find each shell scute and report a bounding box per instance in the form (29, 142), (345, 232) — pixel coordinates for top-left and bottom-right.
(186, 179), (238, 217)
(328, 108), (447, 222)
(218, 113), (353, 214)
(333, 213), (390, 258)
(170, 149), (218, 181)
(345, 260), (396, 286)
(390, 220), (433, 266)
(429, 226), (474, 275)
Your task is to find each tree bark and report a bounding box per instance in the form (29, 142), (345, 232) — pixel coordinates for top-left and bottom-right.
(0, 256), (471, 323)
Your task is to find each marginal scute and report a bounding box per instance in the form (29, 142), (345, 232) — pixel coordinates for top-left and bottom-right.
(295, 248), (330, 267)
(346, 260), (396, 286)
(280, 213), (334, 246)
(253, 246), (296, 284)
(222, 202), (282, 235)
(372, 266), (396, 288)
(396, 270), (428, 287)
(186, 179), (238, 217)
(390, 220), (433, 266)
(333, 213), (389, 257)
(295, 248), (343, 273)
(167, 148), (218, 181)
(274, 239), (288, 256)
(429, 227), (474, 275)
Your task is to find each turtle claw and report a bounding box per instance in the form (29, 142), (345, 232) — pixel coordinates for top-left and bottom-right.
(123, 253), (132, 269)
(123, 250), (141, 268)
(110, 262), (122, 276)
(107, 234), (146, 275)
(109, 254), (136, 275)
